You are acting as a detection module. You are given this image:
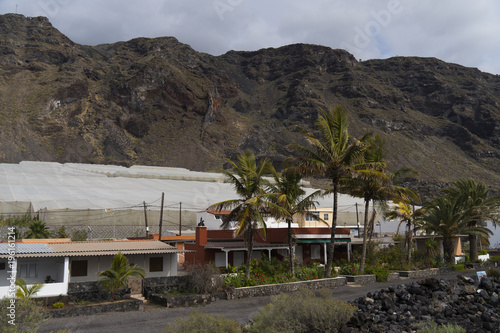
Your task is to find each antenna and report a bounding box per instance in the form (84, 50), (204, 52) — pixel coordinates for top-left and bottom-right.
(16, 4), (18, 14)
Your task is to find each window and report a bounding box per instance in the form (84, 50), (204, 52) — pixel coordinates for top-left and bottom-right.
(214, 253), (226, 267)
(0, 262), (5, 270)
(306, 211), (319, 221)
(19, 263), (38, 278)
(71, 260), (88, 277)
(311, 245), (321, 259)
(323, 213), (329, 221)
(149, 257), (163, 272)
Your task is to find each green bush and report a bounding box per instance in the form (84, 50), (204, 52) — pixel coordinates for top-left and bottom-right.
(417, 321), (465, 333)
(488, 255), (500, 263)
(52, 302), (64, 309)
(452, 264), (466, 271)
(479, 249), (488, 255)
(0, 298), (46, 333)
(249, 289), (356, 333)
(339, 263), (360, 276)
(364, 266), (390, 282)
(486, 267), (500, 279)
(162, 312), (241, 333)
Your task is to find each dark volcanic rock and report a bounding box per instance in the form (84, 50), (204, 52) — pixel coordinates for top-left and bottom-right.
(344, 275), (500, 333)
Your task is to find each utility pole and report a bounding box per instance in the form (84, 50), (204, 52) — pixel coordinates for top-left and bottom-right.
(159, 193), (164, 241)
(143, 201), (149, 239)
(179, 202), (182, 236)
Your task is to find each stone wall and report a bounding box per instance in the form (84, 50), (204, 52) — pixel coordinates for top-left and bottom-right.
(149, 293), (217, 308)
(48, 299), (143, 318)
(227, 277), (347, 299)
(143, 276), (188, 298)
(398, 267), (453, 279)
(345, 275), (376, 284)
(387, 272), (400, 282)
(67, 281), (128, 302)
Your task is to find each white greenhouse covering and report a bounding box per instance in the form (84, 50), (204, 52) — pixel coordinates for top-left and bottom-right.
(0, 161), (366, 213)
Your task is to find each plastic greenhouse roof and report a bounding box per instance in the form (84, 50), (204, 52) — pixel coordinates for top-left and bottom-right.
(0, 161), (366, 212)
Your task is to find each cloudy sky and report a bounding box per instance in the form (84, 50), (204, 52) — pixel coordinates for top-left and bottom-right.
(1, 0), (499, 74)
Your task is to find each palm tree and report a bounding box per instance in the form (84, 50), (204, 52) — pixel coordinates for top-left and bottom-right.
(417, 194), (492, 264)
(289, 106), (367, 277)
(98, 252), (146, 300)
(15, 278), (44, 300)
(386, 200), (424, 264)
(24, 220), (51, 239)
(441, 179), (499, 261)
(208, 151), (283, 279)
(268, 168), (323, 275)
(345, 135), (419, 273)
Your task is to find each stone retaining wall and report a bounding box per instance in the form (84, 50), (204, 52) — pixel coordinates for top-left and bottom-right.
(398, 267), (453, 279)
(143, 276), (188, 298)
(227, 277), (347, 299)
(48, 299), (143, 318)
(345, 275), (376, 284)
(67, 281), (128, 303)
(387, 272), (400, 282)
(149, 293), (217, 308)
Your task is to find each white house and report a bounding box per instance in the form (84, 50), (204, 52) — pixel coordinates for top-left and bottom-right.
(0, 239), (183, 299)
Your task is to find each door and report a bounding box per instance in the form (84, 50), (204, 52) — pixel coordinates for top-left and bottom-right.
(128, 277), (143, 295)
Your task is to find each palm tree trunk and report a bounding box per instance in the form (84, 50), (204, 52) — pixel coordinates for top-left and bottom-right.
(359, 199), (370, 274)
(406, 221), (412, 264)
(245, 225), (254, 279)
(326, 182), (338, 277)
(469, 234), (478, 262)
(443, 237), (455, 264)
(287, 217), (294, 275)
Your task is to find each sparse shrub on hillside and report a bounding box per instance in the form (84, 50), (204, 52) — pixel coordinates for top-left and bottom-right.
(162, 312), (241, 333)
(249, 289), (356, 333)
(417, 321), (465, 333)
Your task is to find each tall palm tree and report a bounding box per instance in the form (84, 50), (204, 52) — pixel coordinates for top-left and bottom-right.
(268, 168), (324, 275)
(417, 194), (492, 264)
(98, 252), (146, 300)
(345, 135), (419, 273)
(441, 179), (499, 261)
(15, 278), (44, 300)
(209, 151), (284, 279)
(289, 106), (367, 277)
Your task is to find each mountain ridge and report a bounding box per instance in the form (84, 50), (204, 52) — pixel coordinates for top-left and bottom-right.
(0, 14), (498, 197)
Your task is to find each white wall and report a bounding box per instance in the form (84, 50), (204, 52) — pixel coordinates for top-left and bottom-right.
(68, 253), (178, 283)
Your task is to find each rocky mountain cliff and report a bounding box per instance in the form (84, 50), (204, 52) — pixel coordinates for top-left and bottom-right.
(1, 14), (499, 196)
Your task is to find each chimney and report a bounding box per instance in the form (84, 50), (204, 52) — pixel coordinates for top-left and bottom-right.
(196, 226), (207, 246)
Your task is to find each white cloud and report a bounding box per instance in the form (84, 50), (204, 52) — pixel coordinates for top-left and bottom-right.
(0, 0), (499, 74)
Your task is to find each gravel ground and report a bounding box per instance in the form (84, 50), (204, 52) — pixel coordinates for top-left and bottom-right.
(39, 270), (478, 333)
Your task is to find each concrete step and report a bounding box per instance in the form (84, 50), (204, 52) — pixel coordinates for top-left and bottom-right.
(131, 294), (147, 303)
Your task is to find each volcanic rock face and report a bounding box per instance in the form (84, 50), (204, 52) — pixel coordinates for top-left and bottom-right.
(0, 14), (499, 194)
(344, 276), (500, 333)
